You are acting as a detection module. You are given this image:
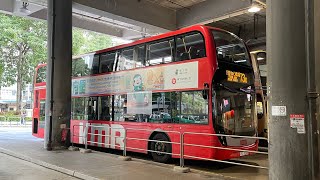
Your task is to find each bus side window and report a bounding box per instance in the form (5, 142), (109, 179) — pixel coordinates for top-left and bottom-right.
(36, 66), (47, 83)
(98, 96), (112, 121)
(146, 38), (174, 66)
(72, 54), (99, 77)
(71, 97), (85, 120)
(100, 52), (116, 73)
(117, 48), (134, 71)
(133, 45), (146, 68)
(86, 97), (98, 120)
(176, 32), (206, 61)
(91, 55), (100, 74)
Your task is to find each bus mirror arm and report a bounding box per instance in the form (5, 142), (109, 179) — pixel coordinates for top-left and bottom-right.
(202, 83), (209, 100)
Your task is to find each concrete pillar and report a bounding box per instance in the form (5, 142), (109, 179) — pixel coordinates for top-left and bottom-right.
(267, 0), (319, 179)
(315, 0), (320, 176)
(44, 0), (72, 150)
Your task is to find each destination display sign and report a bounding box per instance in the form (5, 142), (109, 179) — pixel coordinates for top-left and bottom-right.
(226, 70), (248, 84)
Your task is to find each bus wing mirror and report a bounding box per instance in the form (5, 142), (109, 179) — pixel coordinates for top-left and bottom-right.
(202, 83), (209, 100)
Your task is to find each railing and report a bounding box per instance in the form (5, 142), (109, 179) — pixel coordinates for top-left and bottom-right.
(0, 116), (32, 126)
(71, 123), (268, 171)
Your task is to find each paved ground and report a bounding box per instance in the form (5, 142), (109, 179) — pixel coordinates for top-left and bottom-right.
(0, 127), (268, 180)
(0, 153), (79, 180)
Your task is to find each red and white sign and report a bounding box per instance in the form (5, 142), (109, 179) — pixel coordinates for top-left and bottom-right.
(290, 114), (305, 134)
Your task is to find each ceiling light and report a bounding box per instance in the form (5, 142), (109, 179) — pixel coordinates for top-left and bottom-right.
(248, 6), (261, 13)
(257, 57), (265, 60)
(20, 2), (31, 14)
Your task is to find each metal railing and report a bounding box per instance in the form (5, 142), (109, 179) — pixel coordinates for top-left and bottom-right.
(0, 116), (32, 126)
(71, 123), (268, 170)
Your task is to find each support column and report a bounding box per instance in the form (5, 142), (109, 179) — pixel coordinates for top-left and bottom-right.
(44, 0), (72, 150)
(315, 0), (320, 177)
(267, 0), (319, 179)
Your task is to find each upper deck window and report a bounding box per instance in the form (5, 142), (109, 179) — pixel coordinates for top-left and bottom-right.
(36, 66), (47, 83)
(100, 52), (116, 73)
(212, 30), (251, 66)
(176, 32), (206, 61)
(116, 45), (146, 71)
(72, 54), (99, 77)
(146, 38), (174, 66)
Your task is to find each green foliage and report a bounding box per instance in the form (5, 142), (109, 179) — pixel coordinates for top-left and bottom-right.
(72, 28), (112, 55)
(0, 13), (113, 111)
(0, 14), (47, 87)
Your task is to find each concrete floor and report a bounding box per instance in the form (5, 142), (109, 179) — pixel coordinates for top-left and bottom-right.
(0, 127), (268, 180)
(0, 153), (78, 180)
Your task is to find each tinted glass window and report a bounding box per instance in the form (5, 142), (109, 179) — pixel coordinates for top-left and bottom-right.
(213, 85), (255, 136)
(176, 32), (206, 61)
(71, 97), (98, 120)
(175, 91), (208, 124)
(100, 52), (116, 73)
(36, 66), (47, 83)
(146, 38), (174, 66)
(39, 100), (45, 122)
(117, 48), (134, 70)
(98, 96), (112, 121)
(114, 94), (127, 121)
(134, 45), (146, 68)
(72, 54), (99, 77)
(212, 30), (251, 66)
(35, 91), (39, 108)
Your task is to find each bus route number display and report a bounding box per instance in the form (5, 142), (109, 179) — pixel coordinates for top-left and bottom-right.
(226, 70), (248, 84)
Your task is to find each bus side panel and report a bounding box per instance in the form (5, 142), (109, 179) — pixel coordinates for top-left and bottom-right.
(173, 124), (215, 160)
(32, 86), (46, 139)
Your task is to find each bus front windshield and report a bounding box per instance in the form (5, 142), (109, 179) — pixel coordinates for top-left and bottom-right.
(212, 30), (256, 137)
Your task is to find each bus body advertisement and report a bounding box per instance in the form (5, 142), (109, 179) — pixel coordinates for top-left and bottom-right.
(33, 25), (259, 162)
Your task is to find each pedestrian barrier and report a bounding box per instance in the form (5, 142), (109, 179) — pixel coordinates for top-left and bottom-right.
(0, 116), (32, 126)
(71, 123), (268, 171)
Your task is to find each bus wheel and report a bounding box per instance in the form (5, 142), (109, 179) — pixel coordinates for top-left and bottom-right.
(150, 133), (172, 163)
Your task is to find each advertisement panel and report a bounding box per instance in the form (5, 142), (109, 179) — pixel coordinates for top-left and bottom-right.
(71, 61), (198, 96)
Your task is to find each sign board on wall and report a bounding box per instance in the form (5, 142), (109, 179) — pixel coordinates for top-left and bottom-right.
(290, 114), (305, 134)
(271, 106), (287, 116)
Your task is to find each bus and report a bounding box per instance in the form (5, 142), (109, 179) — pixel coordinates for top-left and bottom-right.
(33, 25), (260, 163)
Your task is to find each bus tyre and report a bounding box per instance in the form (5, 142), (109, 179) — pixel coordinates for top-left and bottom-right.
(150, 133), (172, 163)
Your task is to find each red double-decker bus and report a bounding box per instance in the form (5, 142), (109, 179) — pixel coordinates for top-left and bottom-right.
(33, 25), (259, 162)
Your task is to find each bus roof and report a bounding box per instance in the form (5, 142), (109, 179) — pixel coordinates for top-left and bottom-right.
(95, 25), (221, 55)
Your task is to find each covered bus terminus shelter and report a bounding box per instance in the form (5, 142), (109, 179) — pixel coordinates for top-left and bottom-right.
(43, 0), (319, 179)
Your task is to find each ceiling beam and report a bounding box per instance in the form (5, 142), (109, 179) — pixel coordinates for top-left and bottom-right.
(29, 8), (123, 37)
(73, 0), (176, 31)
(177, 0), (251, 28)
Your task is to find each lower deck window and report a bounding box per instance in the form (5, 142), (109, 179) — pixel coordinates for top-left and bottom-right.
(72, 91), (208, 124)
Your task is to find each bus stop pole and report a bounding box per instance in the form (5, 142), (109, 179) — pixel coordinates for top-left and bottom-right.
(267, 0), (319, 179)
(44, 0), (72, 150)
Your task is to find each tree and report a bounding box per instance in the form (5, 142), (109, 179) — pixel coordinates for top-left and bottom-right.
(0, 13), (113, 112)
(72, 28), (112, 55)
(0, 14), (47, 111)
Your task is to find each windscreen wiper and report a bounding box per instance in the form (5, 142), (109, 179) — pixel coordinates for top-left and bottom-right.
(239, 83), (255, 94)
(216, 83), (238, 93)
(217, 83), (253, 94)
